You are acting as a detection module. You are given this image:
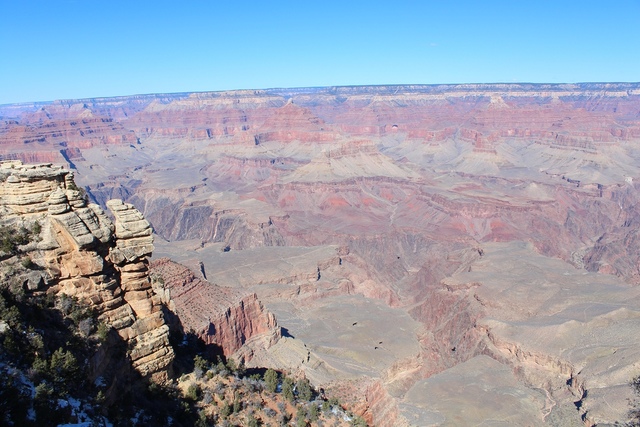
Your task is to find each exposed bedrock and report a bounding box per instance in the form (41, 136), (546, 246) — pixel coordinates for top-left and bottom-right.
(0, 161), (174, 382)
(149, 258), (280, 357)
(0, 107), (138, 149)
(0, 150), (66, 164)
(409, 280), (485, 375)
(241, 175), (629, 268)
(407, 242), (640, 426)
(128, 192), (286, 249)
(3, 84), (640, 425)
(135, 177), (640, 424)
(4, 85), (639, 279)
(271, 238), (640, 426)
(582, 182), (640, 282)
(85, 179), (140, 209)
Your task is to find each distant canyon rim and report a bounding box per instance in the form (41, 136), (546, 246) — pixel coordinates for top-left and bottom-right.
(2, 83), (640, 426)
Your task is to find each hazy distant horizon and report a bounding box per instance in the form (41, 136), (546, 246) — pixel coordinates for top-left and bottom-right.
(2, 81), (640, 107)
(1, 0), (639, 105)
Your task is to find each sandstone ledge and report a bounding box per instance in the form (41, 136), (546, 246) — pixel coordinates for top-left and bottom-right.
(0, 161), (174, 382)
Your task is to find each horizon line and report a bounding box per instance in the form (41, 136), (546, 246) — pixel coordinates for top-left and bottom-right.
(2, 81), (640, 108)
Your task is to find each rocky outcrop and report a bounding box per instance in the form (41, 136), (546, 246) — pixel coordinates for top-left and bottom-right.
(362, 381), (407, 427)
(0, 160), (174, 382)
(139, 200), (285, 249)
(3, 84), (640, 425)
(581, 182), (640, 283)
(0, 161), (68, 216)
(149, 258), (280, 357)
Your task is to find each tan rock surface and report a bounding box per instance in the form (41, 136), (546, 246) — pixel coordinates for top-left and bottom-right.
(402, 355), (549, 427)
(3, 84), (640, 424)
(149, 258), (280, 356)
(0, 161), (173, 382)
(410, 241), (640, 425)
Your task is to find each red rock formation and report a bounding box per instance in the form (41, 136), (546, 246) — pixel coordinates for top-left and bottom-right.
(363, 381), (402, 427)
(0, 113), (137, 150)
(150, 258), (280, 357)
(3, 83), (640, 424)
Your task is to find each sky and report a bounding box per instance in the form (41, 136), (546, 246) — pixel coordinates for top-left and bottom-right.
(1, 0), (639, 104)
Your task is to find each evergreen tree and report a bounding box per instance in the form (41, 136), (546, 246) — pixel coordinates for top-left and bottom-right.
(282, 377), (295, 402)
(296, 378), (312, 401)
(264, 368), (278, 393)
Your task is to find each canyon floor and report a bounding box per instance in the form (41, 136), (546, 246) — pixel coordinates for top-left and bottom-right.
(3, 83), (640, 426)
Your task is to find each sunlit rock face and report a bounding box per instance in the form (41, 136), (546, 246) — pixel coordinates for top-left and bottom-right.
(149, 258), (280, 357)
(2, 83), (640, 425)
(0, 161), (174, 383)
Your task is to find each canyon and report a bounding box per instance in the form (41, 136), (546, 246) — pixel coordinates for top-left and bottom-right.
(2, 83), (640, 425)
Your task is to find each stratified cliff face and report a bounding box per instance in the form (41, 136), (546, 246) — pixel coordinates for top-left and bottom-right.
(0, 160), (174, 382)
(149, 258), (280, 358)
(3, 84), (640, 425)
(3, 84), (640, 274)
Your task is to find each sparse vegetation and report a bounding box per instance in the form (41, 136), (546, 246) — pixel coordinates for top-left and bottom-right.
(265, 368), (279, 392)
(0, 222), (367, 427)
(0, 266), (205, 426)
(283, 376), (295, 401)
(170, 352), (364, 427)
(297, 377), (314, 401)
(0, 223), (33, 255)
(185, 383), (201, 401)
(0, 283), (97, 425)
(20, 255), (34, 269)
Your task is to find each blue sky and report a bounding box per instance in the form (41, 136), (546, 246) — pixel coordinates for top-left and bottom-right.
(1, 1), (639, 104)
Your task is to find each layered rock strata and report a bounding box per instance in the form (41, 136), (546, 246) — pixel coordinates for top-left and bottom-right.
(0, 161), (174, 382)
(3, 84), (640, 425)
(149, 258), (280, 358)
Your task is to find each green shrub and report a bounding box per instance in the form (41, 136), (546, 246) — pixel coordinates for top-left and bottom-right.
(282, 377), (295, 402)
(194, 354), (209, 371)
(247, 413), (260, 427)
(296, 378), (312, 401)
(185, 383), (200, 401)
(96, 321), (110, 342)
(21, 256), (34, 269)
(226, 357), (237, 373)
(195, 410), (209, 427)
(0, 293), (21, 327)
(296, 406), (307, 427)
(233, 398), (242, 413)
(235, 358), (246, 377)
(31, 221), (42, 236)
(351, 415), (368, 426)
(264, 368), (278, 393)
(309, 403), (319, 421)
(220, 402), (231, 418)
(0, 225), (32, 255)
(57, 293), (95, 327)
(49, 347), (81, 387)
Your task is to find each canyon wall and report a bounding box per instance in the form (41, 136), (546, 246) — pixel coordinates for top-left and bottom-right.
(149, 258), (280, 357)
(3, 84), (640, 425)
(0, 160), (284, 399)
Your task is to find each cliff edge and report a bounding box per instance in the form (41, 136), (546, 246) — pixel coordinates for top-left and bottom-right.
(0, 160), (174, 382)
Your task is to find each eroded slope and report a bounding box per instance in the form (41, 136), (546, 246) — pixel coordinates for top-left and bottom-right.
(2, 84), (640, 425)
